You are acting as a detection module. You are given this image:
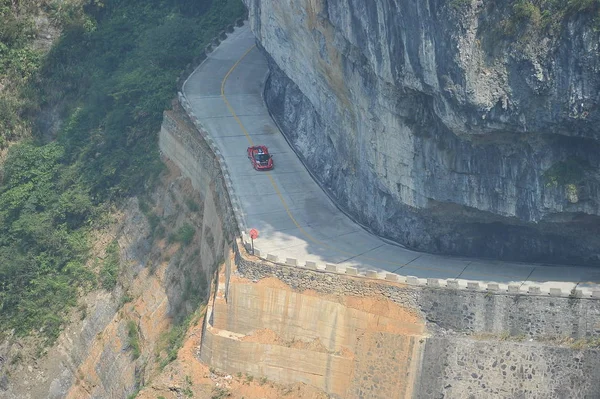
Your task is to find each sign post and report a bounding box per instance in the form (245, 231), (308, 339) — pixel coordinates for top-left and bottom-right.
(249, 228), (259, 255)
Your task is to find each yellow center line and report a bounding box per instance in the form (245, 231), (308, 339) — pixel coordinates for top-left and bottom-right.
(220, 46), (361, 261)
(218, 45), (543, 280)
(220, 45), (257, 146)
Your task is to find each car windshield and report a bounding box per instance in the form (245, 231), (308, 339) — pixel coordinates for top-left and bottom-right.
(255, 154), (270, 162)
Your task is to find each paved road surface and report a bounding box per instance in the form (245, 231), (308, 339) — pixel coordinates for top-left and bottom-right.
(183, 24), (600, 295)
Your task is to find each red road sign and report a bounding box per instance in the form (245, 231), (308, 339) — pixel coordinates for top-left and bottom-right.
(249, 228), (259, 240)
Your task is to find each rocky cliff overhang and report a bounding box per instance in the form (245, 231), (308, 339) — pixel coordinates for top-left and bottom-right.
(244, 0), (600, 265)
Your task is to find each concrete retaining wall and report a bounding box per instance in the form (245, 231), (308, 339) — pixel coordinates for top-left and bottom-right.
(200, 307), (355, 397)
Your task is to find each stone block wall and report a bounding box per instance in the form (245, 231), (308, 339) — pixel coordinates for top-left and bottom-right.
(417, 337), (600, 399)
(236, 249), (600, 340)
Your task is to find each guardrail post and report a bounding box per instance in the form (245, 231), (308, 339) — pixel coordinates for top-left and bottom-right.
(528, 286), (541, 294)
(508, 285), (520, 294)
(286, 258), (297, 266)
(406, 276), (419, 285)
(486, 283), (500, 292)
(447, 280), (459, 289)
(305, 261), (317, 270)
(549, 288), (562, 297)
(427, 278), (440, 287)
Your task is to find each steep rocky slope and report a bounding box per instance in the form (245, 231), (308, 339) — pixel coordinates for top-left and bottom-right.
(244, 0), (600, 265)
(0, 104), (230, 398)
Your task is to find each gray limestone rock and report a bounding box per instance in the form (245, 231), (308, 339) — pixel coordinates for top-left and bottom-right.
(245, 0), (600, 265)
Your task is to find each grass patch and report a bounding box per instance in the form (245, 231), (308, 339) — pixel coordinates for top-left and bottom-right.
(211, 386), (231, 399)
(571, 337), (600, 349)
(169, 223), (196, 246)
(186, 198), (200, 212)
(157, 306), (204, 369)
(100, 240), (120, 290)
(127, 320), (141, 360)
(157, 321), (187, 369)
(138, 196), (164, 238)
(120, 291), (134, 307)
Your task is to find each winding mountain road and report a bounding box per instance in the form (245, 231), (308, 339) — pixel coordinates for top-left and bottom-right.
(182, 24), (600, 295)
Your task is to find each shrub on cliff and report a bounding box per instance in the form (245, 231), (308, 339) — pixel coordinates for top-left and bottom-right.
(0, 0), (245, 345)
(169, 223), (196, 246)
(502, 0), (600, 37)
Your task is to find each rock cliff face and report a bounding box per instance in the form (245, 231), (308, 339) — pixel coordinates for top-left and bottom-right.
(244, 0), (600, 265)
(0, 105), (232, 398)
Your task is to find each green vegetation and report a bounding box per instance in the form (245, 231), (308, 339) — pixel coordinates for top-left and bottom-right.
(0, 142), (96, 342)
(543, 157), (590, 187)
(449, 0), (471, 11)
(571, 337), (600, 349)
(157, 315), (191, 368)
(0, 1), (42, 147)
(0, 0), (245, 345)
(502, 0), (600, 37)
(157, 320), (187, 368)
(126, 320), (141, 359)
(169, 223), (196, 246)
(138, 196), (164, 239)
(157, 306), (204, 369)
(100, 240), (120, 290)
(119, 291), (134, 307)
(183, 374), (194, 396)
(185, 197), (200, 212)
(211, 386), (231, 399)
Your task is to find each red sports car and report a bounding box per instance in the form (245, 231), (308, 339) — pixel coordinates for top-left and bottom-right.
(247, 145), (274, 170)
